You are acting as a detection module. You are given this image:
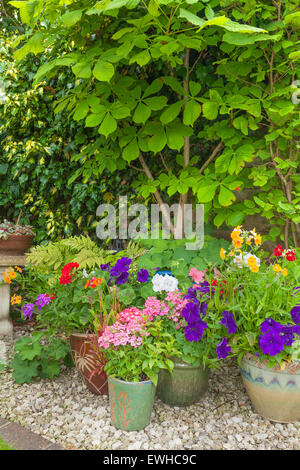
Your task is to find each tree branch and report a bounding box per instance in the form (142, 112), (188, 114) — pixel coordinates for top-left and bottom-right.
(138, 153), (175, 234)
(199, 141), (223, 174)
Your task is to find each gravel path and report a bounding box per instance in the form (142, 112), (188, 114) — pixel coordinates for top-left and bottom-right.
(0, 326), (299, 450)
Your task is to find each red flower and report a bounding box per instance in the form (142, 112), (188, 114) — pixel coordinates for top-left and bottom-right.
(61, 262), (79, 275)
(273, 245), (284, 257)
(234, 186), (241, 191)
(59, 273), (73, 285)
(59, 262), (79, 285)
(211, 280), (218, 286)
(286, 250), (296, 262)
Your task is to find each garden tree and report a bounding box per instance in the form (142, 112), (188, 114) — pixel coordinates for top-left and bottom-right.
(198, 0), (300, 248)
(0, 29), (137, 243)
(9, 0), (270, 239)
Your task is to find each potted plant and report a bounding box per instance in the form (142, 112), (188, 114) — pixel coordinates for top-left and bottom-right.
(0, 218), (35, 256)
(217, 226), (300, 423)
(20, 256), (153, 394)
(96, 307), (177, 431)
(145, 271), (226, 407)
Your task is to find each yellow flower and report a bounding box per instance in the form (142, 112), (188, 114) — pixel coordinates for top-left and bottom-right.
(231, 225), (242, 240)
(220, 248), (226, 260)
(254, 234), (262, 246)
(273, 264), (281, 272)
(246, 237), (252, 245)
(228, 250), (235, 257)
(251, 264), (259, 273)
(11, 294), (21, 305)
(9, 271), (17, 280)
(281, 268), (288, 277)
(247, 256), (258, 267)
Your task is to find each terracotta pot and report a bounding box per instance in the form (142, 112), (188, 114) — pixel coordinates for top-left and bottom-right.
(108, 376), (156, 431)
(156, 356), (209, 406)
(240, 353), (300, 423)
(69, 333), (108, 395)
(0, 234), (35, 256)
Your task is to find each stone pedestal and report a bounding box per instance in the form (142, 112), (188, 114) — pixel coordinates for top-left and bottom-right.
(0, 256), (27, 337)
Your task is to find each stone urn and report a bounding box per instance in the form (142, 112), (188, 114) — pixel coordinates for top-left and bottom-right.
(0, 234), (35, 256)
(69, 333), (108, 395)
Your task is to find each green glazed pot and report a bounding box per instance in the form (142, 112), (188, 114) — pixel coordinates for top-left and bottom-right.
(156, 357), (209, 406)
(240, 353), (300, 423)
(108, 376), (156, 431)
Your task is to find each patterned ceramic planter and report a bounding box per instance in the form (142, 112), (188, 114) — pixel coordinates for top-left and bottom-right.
(108, 376), (156, 431)
(240, 353), (300, 423)
(156, 357), (209, 406)
(69, 333), (108, 395)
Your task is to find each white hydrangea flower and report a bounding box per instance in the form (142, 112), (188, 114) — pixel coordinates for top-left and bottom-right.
(152, 273), (178, 292)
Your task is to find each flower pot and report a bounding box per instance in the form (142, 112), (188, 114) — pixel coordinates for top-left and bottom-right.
(240, 353), (300, 423)
(0, 234), (35, 256)
(69, 333), (108, 395)
(108, 376), (156, 431)
(156, 357), (209, 406)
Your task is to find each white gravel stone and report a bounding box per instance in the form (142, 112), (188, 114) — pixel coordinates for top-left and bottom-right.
(0, 325), (300, 450)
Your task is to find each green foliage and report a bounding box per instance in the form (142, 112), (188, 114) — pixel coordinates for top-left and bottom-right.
(136, 236), (230, 286)
(8, 332), (74, 384)
(0, 29), (136, 243)
(26, 236), (144, 274)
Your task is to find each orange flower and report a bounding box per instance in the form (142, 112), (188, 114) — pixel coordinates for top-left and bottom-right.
(281, 268), (288, 276)
(246, 237), (252, 245)
(4, 274), (12, 284)
(232, 237), (243, 249)
(84, 280), (91, 289)
(91, 277), (103, 288)
(14, 266), (22, 273)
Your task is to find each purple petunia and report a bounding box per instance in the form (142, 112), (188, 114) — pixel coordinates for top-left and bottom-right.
(115, 271), (129, 285)
(22, 303), (35, 320)
(280, 326), (295, 346)
(184, 320), (208, 342)
(291, 305), (300, 325)
(35, 294), (51, 310)
(216, 338), (231, 359)
(182, 302), (200, 324)
(220, 311), (237, 334)
(259, 330), (285, 356)
(110, 257), (132, 277)
(199, 302), (208, 316)
(100, 262), (111, 271)
(136, 269), (149, 283)
(260, 317), (282, 333)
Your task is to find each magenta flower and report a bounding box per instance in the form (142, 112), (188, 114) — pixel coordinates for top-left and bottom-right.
(22, 303), (35, 320)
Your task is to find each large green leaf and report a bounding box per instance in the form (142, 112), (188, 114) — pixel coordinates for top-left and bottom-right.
(183, 100), (201, 126)
(61, 9), (83, 27)
(98, 113), (117, 137)
(160, 101), (184, 124)
(93, 59), (114, 82)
